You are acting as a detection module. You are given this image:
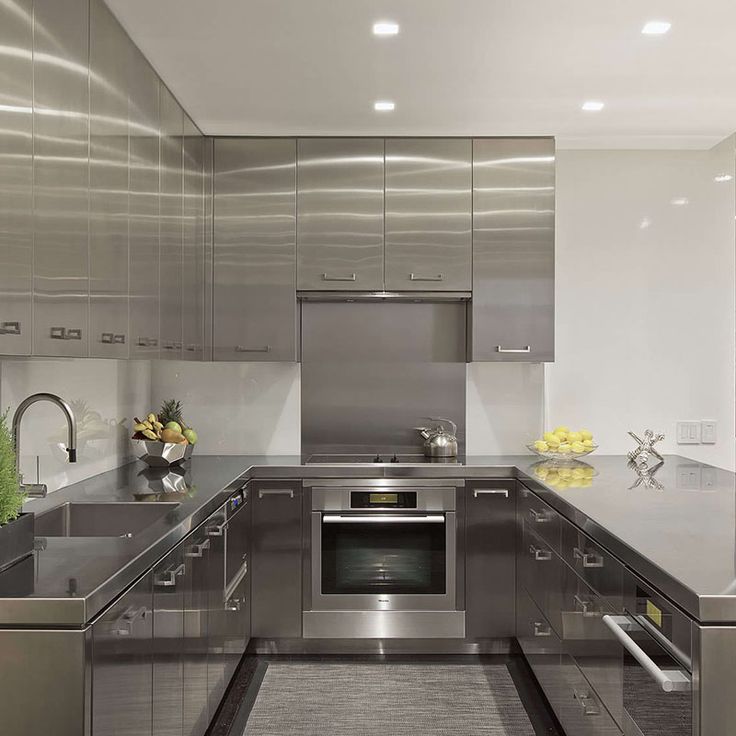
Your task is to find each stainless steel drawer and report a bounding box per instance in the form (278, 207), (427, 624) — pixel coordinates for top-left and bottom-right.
(520, 523), (563, 632)
(519, 487), (560, 552)
(557, 563), (623, 727)
(561, 518), (623, 611)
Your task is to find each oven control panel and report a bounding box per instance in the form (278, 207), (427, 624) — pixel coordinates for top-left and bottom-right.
(350, 491), (417, 508)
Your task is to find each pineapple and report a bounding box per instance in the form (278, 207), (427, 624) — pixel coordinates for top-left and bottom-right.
(159, 399), (186, 429)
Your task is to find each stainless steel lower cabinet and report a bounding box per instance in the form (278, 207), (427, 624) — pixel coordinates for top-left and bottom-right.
(206, 503), (229, 717)
(92, 573), (153, 736)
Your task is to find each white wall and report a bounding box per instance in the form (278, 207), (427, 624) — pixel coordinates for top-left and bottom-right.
(549, 139), (736, 470)
(0, 358), (151, 492)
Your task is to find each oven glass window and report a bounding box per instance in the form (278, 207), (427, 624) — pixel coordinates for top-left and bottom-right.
(321, 517), (446, 595)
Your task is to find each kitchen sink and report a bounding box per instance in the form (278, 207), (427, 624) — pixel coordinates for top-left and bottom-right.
(34, 502), (181, 538)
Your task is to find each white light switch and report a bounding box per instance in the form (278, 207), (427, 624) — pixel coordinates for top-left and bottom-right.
(701, 420), (717, 444)
(676, 421), (701, 444)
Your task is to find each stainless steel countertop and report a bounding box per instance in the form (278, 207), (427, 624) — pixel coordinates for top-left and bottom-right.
(1, 453), (734, 626)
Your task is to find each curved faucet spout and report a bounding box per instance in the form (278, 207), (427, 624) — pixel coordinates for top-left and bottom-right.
(12, 393), (77, 498)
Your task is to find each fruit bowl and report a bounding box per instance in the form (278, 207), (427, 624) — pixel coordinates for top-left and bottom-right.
(133, 439), (193, 467)
(526, 443), (598, 461)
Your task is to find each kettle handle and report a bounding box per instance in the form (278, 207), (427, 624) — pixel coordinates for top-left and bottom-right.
(427, 417), (457, 437)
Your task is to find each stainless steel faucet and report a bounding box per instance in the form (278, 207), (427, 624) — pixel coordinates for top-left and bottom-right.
(12, 393), (77, 498)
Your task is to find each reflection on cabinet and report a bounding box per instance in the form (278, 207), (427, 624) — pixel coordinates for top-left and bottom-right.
(251, 481), (303, 638)
(385, 138), (472, 291)
(92, 573), (153, 736)
(465, 480), (516, 638)
(0, 0), (33, 356)
(297, 138), (384, 291)
(472, 138), (555, 361)
(33, 0), (90, 357)
(89, 0), (129, 359)
(213, 138), (297, 361)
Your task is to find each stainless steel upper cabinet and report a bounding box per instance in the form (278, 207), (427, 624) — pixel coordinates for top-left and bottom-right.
(385, 139), (472, 291)
(159, 87), (184, 359)
(213, 138), (297, 361)
(471, 138), (555, 362)
(128, 48), (161, 360)
(0, 0), (33, 355)
(33, 0), (90, 357)
(182, 116), (204, 361)
(89, 0), (129, 359)
(297, 138), (384, 291)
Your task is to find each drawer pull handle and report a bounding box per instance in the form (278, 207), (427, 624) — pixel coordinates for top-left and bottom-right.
(207, 519), (228, 537)
(409, 273), (444, 282)
(573, 593), (598, 616)
(236, 345), (272, 353)
(573, 546), (604, 568)
(321, 273), (356, 282)
(496, 345), (531, 353)
(533, 621), (551, 637)
(154, 563), (185, 588)
(602, 615), (692, 693)
(529, 508), (552, 523)
(112, 605), (148, 636)
(573, 688), (600, 716)
(473, 489), (509, 498)
(0, 321), (21, 335)
(259, 488), (295, 499)
(529, 544), (552, 561)
(185, 538), (210, 558)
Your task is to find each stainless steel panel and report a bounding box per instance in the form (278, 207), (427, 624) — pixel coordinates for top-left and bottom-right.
(520, 522), (563, 632)
(206, 502), (228, 716)
(92, 573), (153, 736)
(203, 138), (213, 360)
(213, 138), (297, 361)
(251, 481), (302, 638)
(694, 624), (732, 736)
(33, 0), (90, 357)
(302, 610), (466, 639)
(159, 86), (183, 359)
(88, 0), (129, 359)
(297, 138), (384, 290)
(519, 485), (561, 551)
(385, 138), (471, 291)
(300, 301), (466, 456)
(465, 480), (516, 637)
(471, 138), (555, 361)
(182, 115), (204, 360)
(0, 0), (33, 355)
(310, 482), (457, 510)
(128, 48), (161, 359)
(0, 628), (89, 736)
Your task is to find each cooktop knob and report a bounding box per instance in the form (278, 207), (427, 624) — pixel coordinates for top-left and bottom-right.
(373, 454), (382, 463)
(390, 454), (399, 463)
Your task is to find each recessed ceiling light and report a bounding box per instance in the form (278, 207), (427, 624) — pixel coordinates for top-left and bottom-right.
(714, 174), (733, 182)
(670, 197), (689, 206)
(373, 21), (399, 36)
(581, 100), (604, 112)
(374, 100), (395, 112)
(642, 21), (671, 35)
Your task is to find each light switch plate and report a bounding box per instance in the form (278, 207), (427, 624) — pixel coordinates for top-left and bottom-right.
(701, 420), (717, 444)
(676, 421), (701, 444)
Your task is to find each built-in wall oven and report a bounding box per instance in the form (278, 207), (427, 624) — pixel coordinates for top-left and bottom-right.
(303, 479), (465, 639)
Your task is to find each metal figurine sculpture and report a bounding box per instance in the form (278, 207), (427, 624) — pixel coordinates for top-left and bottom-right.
(627, 429), (665, 467)
(627, 459), (665, 491)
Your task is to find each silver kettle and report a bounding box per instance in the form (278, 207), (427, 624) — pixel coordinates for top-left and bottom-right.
(415, 418), (458, 458)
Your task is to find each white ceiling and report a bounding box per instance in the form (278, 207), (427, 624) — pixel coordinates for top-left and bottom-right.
(106, 0), (736, 148)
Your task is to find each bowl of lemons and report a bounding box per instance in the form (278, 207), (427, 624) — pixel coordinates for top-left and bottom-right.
(527, 425), (597, 460)
(532, 460), (597, 489)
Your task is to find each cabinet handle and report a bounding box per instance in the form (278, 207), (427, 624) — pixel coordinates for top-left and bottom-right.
(0, 321), (21, 335)
(207, 519), (228, 537)
(409, 273), (444, 282)
(66, 328), (82, 340)
(236, 345), (272, 353)
(529, 508), (552, 523)
(112, 605), (148, 636)
(321, 273), (356, 282)
(573, 593), (597, 616)
(225, 596), (242, 612)
(113, 334), (126, 345)
(473, 489), (509, 498)
(573, 688), (600, 716)
(50, 327), (82, 340)
(258, 488), (295, 499)
(533, 621), (551, 637)
(496, 345), (531, 353)
(573, 546), (604, 568)
(100, 333), (114, 344)
(137, 337), (158, 348)
(154, 563), (185, 588)
(185, 539), (210, 558)
(529, 544), (552, 561)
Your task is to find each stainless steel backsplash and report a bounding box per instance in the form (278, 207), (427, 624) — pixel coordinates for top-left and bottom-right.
(301, 302), (466, 456)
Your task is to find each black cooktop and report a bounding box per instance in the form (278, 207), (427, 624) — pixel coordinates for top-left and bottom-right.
(305, 454), (463, 465)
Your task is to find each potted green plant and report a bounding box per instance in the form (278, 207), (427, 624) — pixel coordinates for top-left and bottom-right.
(0, 409), (33, 572)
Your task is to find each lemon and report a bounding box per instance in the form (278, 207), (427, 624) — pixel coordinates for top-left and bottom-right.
(571, 441), (586, 454)
(580, 429), (593, 441)
(582, 439), (594, 448)
(558, 443), (571, 454)
(558, 468), (572, 479)
(534, 440), (549, 452)
(546, 434), (561, 448)
(571, 467), (585, 478)
(543, 431), (557, 443)
(554, 431), (568, 442)
(568, 431), (582, 443)
(553, 425), (569, 434)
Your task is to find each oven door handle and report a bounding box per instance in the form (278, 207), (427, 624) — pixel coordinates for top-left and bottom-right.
(322, 514), (446, 523)
(602, 615), (692, 693)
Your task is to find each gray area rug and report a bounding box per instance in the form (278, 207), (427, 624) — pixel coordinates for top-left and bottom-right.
(243, 663), (536, 736)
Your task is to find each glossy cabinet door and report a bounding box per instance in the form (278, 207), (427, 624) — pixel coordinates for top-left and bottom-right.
(92, 573), (153, 736)
(0, 0), (33, 355)
(251, 482), (303, 638)
(153, 543), (187, 736)
(213, 138), (297, 361)
(159, 86), (184, 359)
(465, 480), (516, 638)
(297, 138), (384, 291)
(472, 138), (555, 361)
(33, 0), (90, 357)
(89, 0), (129, 358)
(128, 48), (161, 359)
(182, 115), (204, 360)
(385, 138), (472, 291)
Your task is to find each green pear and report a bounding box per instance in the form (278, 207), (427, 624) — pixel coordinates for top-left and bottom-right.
(165, 421), (182, 434)
(183, 428), (198, 446)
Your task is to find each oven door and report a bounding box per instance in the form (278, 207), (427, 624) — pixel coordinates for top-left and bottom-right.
(311, 511), (456, 611)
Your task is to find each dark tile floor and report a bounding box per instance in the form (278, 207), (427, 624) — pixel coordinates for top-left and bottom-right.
(207, 653), (564, 736)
